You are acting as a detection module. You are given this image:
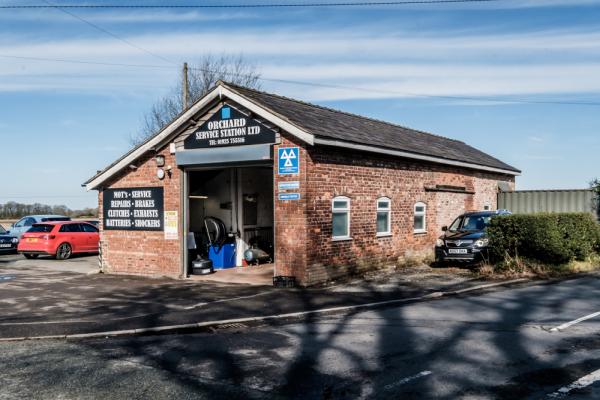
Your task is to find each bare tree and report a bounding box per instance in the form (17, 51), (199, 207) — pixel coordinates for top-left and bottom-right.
(131, 54), (261, 146)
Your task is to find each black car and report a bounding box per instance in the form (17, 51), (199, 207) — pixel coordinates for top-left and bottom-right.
(0, 224), (18, 253)
(435, 210), (511, 264)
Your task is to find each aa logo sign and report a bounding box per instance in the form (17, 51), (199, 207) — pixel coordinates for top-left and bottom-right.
(278, 147), (299, 175)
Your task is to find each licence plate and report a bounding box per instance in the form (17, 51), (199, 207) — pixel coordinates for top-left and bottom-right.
(0, 244), (11, 248)
(27, 238), (38, 243)
(448, 248), (468, 254)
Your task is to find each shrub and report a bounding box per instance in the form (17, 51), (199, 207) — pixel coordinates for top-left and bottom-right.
(487, 213), (600, 265)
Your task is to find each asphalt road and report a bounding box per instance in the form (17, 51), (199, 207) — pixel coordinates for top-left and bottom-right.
(2, 276), (600, 399)
(0, 253), (482, 339)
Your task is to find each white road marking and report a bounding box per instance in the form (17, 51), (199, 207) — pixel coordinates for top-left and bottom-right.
(180, 291), (273, 310)
(550, 311), (600, 332)
(548, 368), (600, 397)
(384, 370), (432, 391)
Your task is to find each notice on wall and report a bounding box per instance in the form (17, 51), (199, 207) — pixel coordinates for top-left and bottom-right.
(278, 147), (299, 175)
(278, 193), (301, 201)
(164, 211), (178, 240)
(278, 181), (300, 190)
(184, 105), (276, 149)
(103, 187), (164, 231)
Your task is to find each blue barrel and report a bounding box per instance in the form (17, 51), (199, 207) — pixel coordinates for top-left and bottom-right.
(208, 243), (236, 269)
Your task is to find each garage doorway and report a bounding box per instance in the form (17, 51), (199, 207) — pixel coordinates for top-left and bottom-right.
(185, 165), (274, 283)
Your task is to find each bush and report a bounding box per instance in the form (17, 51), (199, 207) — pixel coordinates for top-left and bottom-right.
(487, 213), (600, 265)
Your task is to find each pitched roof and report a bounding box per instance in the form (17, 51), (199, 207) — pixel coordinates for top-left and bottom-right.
(226, 83), (519, 173)
(85, 81), (518, 190)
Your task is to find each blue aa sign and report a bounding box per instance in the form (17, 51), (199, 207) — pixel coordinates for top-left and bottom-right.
(278, 147), (299, 175)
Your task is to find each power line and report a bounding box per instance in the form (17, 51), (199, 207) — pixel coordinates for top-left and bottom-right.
(0, 1), (506, 9)
(1, 52), (598, 106)
(41, 0), (175, 65)
(0, 53), (173, 69)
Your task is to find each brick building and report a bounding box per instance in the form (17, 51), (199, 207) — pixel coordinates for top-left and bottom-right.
(84, 81), (519, 286)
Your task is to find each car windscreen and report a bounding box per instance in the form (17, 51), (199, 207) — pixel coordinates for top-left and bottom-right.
(461, 215), (492, 231)
(0, 225), (6, 234)
(27, 224), (55, 233)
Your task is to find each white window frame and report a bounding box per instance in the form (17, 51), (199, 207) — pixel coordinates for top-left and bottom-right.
(414, 201), (427, 233)
(376, 197), (391, 236)
(332, 196), (351, 241)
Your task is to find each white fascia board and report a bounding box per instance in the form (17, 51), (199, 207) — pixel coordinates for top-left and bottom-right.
(221, 86), (314, 145)
(86, 84), (315, 191)
(314, 138), (520, 176)
(86, 87), (222, 190)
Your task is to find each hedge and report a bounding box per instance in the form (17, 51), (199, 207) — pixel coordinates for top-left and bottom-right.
(487, 213), (600, 265)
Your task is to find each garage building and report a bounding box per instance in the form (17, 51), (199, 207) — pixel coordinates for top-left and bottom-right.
(84, 81), (519, 286)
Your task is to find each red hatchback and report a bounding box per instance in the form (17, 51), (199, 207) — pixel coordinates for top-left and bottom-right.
(17, 221), (99, 260)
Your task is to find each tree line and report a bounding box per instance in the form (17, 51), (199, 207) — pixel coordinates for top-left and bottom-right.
(0, 202), (98, 219)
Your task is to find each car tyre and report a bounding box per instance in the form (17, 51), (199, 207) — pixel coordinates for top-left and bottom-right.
(23, 253), (39, 259)
(56, 243), (72, 260)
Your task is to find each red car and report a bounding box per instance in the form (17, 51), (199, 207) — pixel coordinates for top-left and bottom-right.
(17, 221), (99, 260)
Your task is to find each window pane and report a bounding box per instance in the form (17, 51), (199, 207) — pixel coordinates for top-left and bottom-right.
(28, 224), (54, 233)
(82, 224), (98, 233)
(377, 200), (389, 209)
(332, 212), (348, 237)
(377, 211), (389, 233)
(415, 205), (425, 213)
(414, 215), (424, 231)
(333, 200), (348, 209)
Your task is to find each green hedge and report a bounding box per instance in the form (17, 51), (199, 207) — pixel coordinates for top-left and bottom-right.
(487, 213), (600, 264)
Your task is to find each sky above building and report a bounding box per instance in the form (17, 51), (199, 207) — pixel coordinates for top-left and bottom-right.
(0, 0), (598, 209)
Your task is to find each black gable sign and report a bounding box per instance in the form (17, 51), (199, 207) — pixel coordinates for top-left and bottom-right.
(184, 105), (276, 149)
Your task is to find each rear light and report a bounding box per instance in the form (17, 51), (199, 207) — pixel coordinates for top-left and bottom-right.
(42, 234), (56, 240)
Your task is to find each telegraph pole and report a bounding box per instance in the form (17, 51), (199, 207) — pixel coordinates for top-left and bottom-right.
(182, 62), (189, 110)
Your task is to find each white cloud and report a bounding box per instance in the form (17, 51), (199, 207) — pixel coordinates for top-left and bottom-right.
(0, 27), (599, 101)
(0, 9), (256, 23)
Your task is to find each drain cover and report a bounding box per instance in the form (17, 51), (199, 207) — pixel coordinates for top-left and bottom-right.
(214, 323), (248, 330)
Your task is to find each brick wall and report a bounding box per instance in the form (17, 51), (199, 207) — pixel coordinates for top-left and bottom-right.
(95, 132), (514, 286)
(302, 145), (515, 286)
(272, 135), (310, 282)
(98, 147), (182, 278)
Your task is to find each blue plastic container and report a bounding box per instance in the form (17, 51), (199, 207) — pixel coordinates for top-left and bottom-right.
(208, 243), (236, 269)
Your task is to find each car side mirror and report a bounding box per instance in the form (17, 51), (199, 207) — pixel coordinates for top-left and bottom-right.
(441, 226), (448, 232)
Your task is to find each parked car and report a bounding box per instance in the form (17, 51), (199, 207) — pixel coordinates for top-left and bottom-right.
(435, 209), (511, 264)
(84, 219), (99, 227)
(17, 221), (99, 260)
(0, 224), (19, 253)
(8, 215), (71, 239)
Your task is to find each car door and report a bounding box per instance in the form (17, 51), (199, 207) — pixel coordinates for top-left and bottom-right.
(81, 223), (99, 252)
(59, 223), (84, 252)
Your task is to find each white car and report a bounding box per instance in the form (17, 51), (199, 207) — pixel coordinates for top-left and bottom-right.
(8, 215), (71, 239)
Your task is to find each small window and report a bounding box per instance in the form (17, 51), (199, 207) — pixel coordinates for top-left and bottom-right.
(27, 224), (54, 233)
(483, 204), (491, 211)
(82, 223), (99, 233)
(332, 196), (350, 240)
(414, 202), (427, 233)
(60, 224), (82, 233)
(376, 197), (391, 236)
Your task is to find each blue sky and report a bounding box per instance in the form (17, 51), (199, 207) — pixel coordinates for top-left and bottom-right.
(0, 0), (599, 209)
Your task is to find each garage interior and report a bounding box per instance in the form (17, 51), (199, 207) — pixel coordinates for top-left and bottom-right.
(186, 165), (274, 284)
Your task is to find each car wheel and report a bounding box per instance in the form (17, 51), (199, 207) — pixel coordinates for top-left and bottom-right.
(56, 243), (72, 260)
(23, 253), (39, 259)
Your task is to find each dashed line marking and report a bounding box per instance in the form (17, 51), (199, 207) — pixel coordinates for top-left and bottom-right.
(384, 370), (432, 391)
(550, 311), (600, 332)
(548, 368), (600, 397)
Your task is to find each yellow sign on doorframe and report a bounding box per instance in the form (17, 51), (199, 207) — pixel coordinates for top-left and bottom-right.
(164, 211), (178, 240)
